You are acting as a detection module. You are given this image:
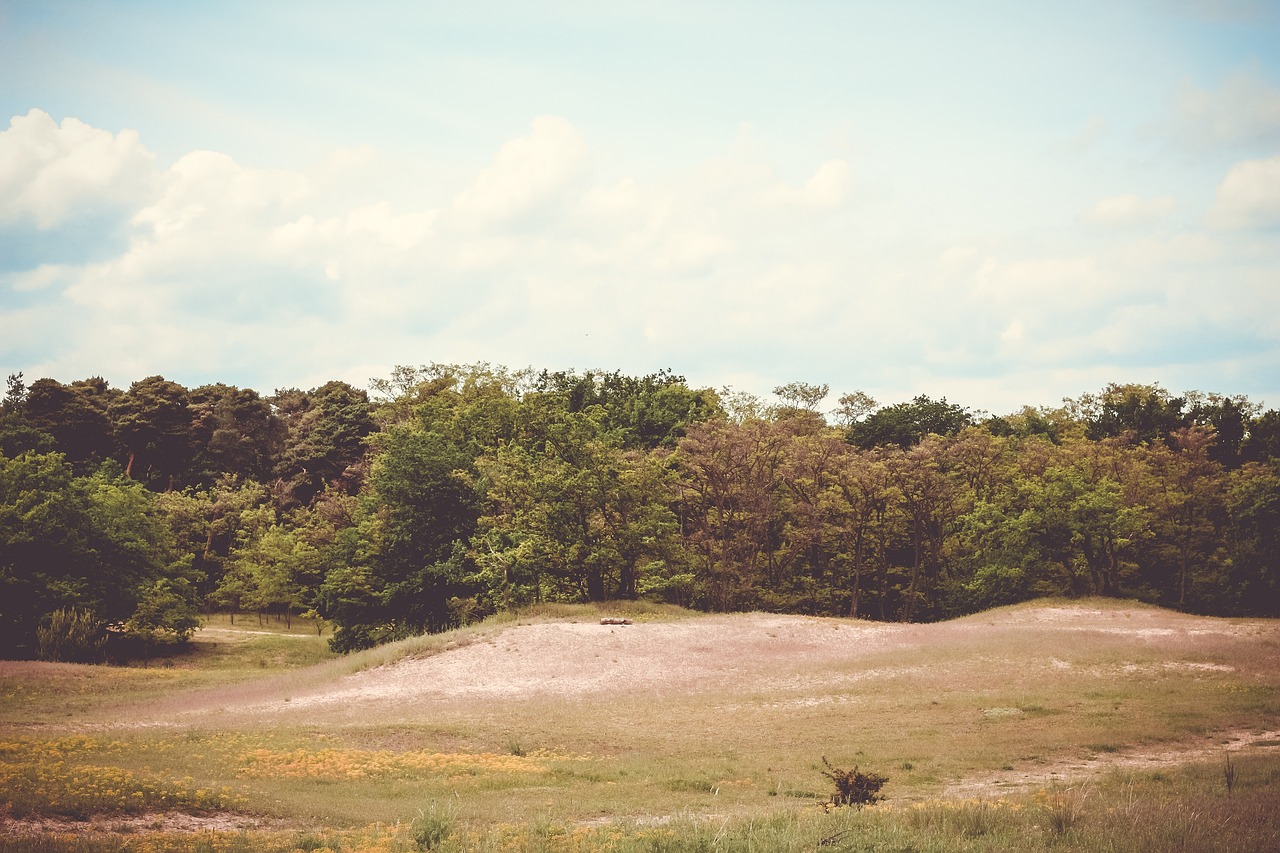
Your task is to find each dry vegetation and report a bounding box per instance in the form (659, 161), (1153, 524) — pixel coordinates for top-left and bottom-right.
(1, 599), (1278, 851)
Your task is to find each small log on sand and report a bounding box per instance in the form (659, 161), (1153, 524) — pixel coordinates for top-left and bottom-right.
(599, 618), (633, 625)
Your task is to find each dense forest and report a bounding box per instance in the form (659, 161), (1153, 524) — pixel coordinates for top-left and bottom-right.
(2, 366), (1278, 661)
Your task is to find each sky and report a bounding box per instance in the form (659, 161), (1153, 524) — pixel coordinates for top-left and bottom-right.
(2, 0), (1279, 416)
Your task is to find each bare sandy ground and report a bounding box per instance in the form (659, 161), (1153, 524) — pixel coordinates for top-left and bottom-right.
(182, 603), (1267, 719)
(262, 615), (909, 713)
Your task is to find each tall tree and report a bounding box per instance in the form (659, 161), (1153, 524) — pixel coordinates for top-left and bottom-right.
(273, 381), (376, 507)
(480, 407), (675, 605)
(188, 383), (285, 484)
(1078, 383), (1188, 445)
(24, 377), (118, 471)
(0, 452), (193, 658)
(673, 418), (789, 611)
(849, 395), (972, 449)
(109, 376), (194, 489)
(1222, 463), (1280, 615)
(884, 436), (958, 620)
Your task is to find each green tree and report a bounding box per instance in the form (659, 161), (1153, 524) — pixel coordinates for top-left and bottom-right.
(367, 427), (480, 631)
(1242, 410), (1280, 464)
(1222, 463), (1280, 615)
(773, 381), (830, 419)
(273, 381), (376, 507)
(1139, 427), (1227, 608)
(222, 524), (319, 627)
(22, 377), (117, 470)
(673, 418), (789, 611)
(0, 452), (193, 658)
(187, 383), (286, 484)
(109, 376), (194, 489)
(849, 395), (972, 449)
(1077, 383), (1187, 446)
(122, 577), (201, 663)
(531, 368), (720, 449)
(829, 447), (898, 618)
(884, 436), (959, 620)
(478, 395), (680, 608)
(0, 452), (99, 656)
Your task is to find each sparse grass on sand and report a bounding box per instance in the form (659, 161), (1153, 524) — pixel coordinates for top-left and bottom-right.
(1, 599), (1277, 851)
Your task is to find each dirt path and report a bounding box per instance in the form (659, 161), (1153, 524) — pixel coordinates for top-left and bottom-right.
(0, 811), (287, 837)
(942, 728), (1280, 799)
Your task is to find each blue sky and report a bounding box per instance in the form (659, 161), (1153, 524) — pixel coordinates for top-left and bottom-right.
(2, 1), (1279, 414)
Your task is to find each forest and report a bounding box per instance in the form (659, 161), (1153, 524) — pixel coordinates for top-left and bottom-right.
(1, 365), (1277, 660)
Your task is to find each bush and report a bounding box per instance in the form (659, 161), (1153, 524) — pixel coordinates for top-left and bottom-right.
(37, 608), (107, 663)
(821, 756), (888, 808)
(411, 803), (456, 851)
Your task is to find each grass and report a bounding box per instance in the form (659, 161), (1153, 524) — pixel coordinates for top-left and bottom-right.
(0, 599), (1277, 851)
(0, 614), (336, 726)
(1, 759), (1278, 852)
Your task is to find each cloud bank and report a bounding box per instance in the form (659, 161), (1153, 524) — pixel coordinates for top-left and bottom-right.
(2, 105), (1279, 414)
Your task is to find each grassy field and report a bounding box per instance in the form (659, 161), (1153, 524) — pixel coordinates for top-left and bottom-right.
(1, 599), (1277, 851)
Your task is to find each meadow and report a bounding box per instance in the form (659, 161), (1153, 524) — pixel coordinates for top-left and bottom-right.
(1, 599), (1277, 852)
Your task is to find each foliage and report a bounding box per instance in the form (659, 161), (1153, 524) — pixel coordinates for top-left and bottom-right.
(36, 607), (107, 663)
(109, 375), (195, 488)
(0, 737), (243, 819)
(820, 756), (888, 808)
(412, 803), (457, 851)
(849, 394), (973, 449)
(4, 368), (1280, 660)
(0, 452), (204, 659)
(272, 380), (376, 507)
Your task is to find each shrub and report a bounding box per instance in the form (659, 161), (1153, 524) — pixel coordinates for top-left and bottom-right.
(37, 608), (107, 663)
(821, 756), (888, 808)
(412, 803), (455, 851)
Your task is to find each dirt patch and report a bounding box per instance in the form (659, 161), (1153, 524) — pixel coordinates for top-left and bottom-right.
(942, 729), (1280, 799)
(196, 627), (313, 640)
(0, 811), (285, 836)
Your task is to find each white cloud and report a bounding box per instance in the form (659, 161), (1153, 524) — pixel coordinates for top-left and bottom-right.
(1069, 115), (1107, 154)
(937, 246), (981, 277)
(6, 111), (1277, 414)
(345, 203), (438, 250)
(134, 150), (310, 238)
(762, 160), (852, 209)
(1087, 193), (1176, 226)
(650, 230), (733, 274)
(6, 263), (75, 292)
(1208, 155), (1280, 229)
(1175, 70), (1280, 149)
(452, 116), (589, 226)
(1000, 319), (1025, 345)
(0, 109), (157, 228)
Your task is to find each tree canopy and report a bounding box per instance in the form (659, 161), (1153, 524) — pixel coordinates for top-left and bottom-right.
(2, 367), (1277, 660)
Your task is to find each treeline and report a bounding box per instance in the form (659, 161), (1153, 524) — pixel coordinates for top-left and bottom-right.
(1, 366), (1277, 659)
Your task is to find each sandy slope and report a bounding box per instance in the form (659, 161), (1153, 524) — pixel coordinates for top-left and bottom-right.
(271, 615), (907, 712)
(170, 602), (1277, 728)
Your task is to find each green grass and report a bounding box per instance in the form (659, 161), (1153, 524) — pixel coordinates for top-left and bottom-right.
(1, 600), (1277, 851)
